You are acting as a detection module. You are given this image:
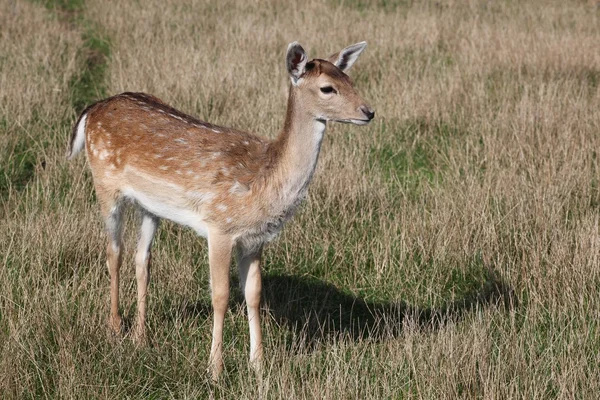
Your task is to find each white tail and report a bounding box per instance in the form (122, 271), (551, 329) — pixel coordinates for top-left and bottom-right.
(69, 41), (373, 379)
(68, 113), (88, 159)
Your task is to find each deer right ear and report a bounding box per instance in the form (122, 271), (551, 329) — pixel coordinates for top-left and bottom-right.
(327, 42), (367, 73)
(286, 42), (308, 86)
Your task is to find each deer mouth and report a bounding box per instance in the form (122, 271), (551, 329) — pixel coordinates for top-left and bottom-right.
(335, 118), (372, 125)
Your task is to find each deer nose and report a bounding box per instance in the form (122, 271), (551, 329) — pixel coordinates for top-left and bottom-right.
(360, 106), (375, 121)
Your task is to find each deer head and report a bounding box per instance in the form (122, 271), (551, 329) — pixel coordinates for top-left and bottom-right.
(286, 41), (375, 126)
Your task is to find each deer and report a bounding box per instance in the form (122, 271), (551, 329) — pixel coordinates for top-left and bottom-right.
(67, 41), (374, 379)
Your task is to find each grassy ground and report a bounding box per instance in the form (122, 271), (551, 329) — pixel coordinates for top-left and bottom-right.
(1, 0), (600, 398)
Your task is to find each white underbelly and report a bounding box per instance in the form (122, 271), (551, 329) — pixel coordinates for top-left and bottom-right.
(122, 186), (208, 237)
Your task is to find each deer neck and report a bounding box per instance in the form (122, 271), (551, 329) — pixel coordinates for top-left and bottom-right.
(267, 86), (326, 204)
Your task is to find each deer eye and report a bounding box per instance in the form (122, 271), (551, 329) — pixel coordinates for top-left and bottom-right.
(320, 86), (335, 94)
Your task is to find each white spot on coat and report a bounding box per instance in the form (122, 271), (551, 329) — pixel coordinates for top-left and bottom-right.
(187, 191), (215, 203)
(229, 181), (249, 194)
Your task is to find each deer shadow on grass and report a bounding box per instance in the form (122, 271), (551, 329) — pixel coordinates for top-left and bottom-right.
(263, 268), (514, 345)
(183, 264), (516, 348)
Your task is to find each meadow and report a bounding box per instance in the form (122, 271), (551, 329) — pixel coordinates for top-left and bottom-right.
(1, 0), (599, 398)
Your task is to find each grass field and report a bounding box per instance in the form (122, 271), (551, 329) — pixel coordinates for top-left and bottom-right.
(1, 0), (599, 398)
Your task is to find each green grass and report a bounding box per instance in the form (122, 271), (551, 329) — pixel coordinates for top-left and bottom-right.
(331, 0), (415, 13)
(0, 0), (108, 204)
(36, 0), (110, 112)
(368, 118), (457, 191)
(0, 128), (37, 199)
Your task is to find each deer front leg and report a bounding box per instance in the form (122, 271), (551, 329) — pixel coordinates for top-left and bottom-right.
(207, 232), (233, 380)
(236, 245), (264, 370)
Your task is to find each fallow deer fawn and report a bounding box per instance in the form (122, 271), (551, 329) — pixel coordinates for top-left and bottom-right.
(68, 41), (374, 379)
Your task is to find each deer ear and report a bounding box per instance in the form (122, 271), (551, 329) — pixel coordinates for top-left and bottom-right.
(286, 42), (308, 86)
(327, 41), (367, 72)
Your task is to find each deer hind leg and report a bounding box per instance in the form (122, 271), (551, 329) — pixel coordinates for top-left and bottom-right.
(207, 231), (233, 380)
(236, 244), (264, 370)
(133, 212), (159, 344)
(100, 193), (124, 335)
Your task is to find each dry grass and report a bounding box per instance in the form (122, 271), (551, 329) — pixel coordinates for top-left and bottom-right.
(1, 0), (600, 398)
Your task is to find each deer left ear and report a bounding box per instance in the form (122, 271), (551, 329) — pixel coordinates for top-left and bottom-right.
(327, 41), (367, 73)
(286, 42), (308, 86)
